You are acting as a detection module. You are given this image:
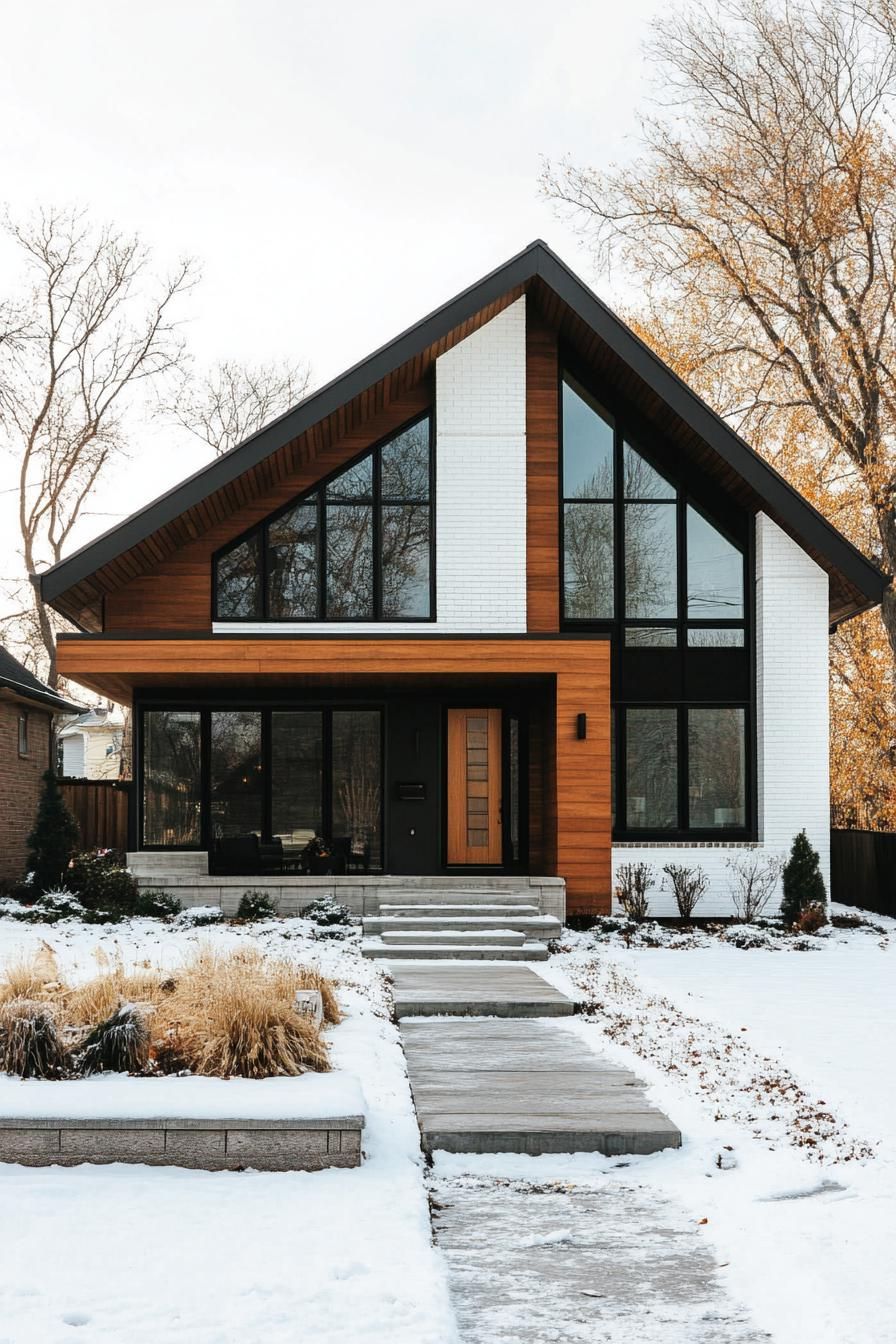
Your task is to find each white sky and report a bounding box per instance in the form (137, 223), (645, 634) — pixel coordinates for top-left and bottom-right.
(0, 0), (663, 588)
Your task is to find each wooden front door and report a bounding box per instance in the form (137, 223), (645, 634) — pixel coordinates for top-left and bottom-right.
(447, 707), (502, 865)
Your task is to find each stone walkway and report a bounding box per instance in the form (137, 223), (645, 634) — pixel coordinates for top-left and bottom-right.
(391, 962), (680, 1156)
(431, 1175), (771, 1344)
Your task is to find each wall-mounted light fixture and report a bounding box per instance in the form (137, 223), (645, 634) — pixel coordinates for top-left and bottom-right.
(576, 713), (587, 740)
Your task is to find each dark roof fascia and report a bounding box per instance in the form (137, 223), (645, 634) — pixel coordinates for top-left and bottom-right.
(0, 673), (83, 714)
(39, 243), (537, 605)
(40, 239), (887, 610)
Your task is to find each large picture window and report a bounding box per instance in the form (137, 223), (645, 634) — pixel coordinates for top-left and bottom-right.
(213, 415), (433, 622)
(561, 370), (752, 838)
(142, 711), (202, 847)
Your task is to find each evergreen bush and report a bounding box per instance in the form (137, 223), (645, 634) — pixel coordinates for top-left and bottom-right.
(77, 1004), (151, 1074)
(236, 890), (278, 921)
(780, 830), (827, 927)
(25, 771), (79, 894)
(68, 851), (139, 915)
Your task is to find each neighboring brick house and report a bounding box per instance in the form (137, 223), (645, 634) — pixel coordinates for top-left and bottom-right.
(0, 648), (82, 882)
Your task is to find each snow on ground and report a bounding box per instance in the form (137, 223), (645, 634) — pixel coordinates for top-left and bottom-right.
(0, 915), (458, 1344)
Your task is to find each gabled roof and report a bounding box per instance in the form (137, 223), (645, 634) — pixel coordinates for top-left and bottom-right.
(40, 240), (887, 628)
(0, 646), (83, 714)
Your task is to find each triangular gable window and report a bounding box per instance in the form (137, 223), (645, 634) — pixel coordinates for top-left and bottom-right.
(214, 414), (433, 622)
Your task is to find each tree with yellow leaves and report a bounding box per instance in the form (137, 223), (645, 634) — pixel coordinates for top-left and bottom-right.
(543, 0), (896, 829)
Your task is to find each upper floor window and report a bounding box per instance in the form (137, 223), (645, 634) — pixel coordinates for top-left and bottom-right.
(561, 375), (746, 646)
(17, 712), (28, 757)
(214, 415), (433, 622)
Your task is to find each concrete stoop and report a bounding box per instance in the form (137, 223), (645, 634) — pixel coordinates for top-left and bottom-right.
(361, 888), (560, 961)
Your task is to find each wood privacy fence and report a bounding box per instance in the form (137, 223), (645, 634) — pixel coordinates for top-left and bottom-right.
(59, 779), (131, 854)
(830, 828), (896, 917)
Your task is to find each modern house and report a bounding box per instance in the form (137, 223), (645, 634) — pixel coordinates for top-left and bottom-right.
(0, 647), (82, 881)
(38, 242), (886, 916)
(57, 704), (124, 780)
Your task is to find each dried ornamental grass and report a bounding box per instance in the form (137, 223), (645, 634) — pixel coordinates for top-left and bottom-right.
(78, 1004), (152, 1074)
(0, 998), (67, 1078)
(0, 945), (62, 1005)
(65, 967), (166, 1027)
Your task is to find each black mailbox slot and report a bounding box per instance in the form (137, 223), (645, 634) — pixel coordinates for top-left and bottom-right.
(396, 781), (426, 802)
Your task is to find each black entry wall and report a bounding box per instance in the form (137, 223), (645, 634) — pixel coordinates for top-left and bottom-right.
(385, 698), (442, 874)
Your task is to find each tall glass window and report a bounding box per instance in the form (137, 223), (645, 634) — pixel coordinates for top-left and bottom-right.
(562, 379), (614, 619)
(271, 711), (323, 852)
(625, 708), (678, 830)
(209, 711), (263, 840)
(688, 708), (746, 828)
(332, 710), (381, 870)
(143, 711), (202, 847)
(214, 415), (433, 621)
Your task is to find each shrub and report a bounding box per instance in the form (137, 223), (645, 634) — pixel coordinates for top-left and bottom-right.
(0, 998), (66, 1077)
(174, 905), (225, 928)
(300, 896), (353, 926)
(780, 830), (827, 928)
(12, 889), (86, 924)
(662, 864), (708, 922)
(726, 852), (783, 922)
(795, 901), (829, 935)
(615, 863), (654, 922)
(236, 890), (278, 922)
(68, 851), (139, 915)
(26, 771), (80, 895)
(77, 1004), (151, 1075)
(134, 890), (182, 919)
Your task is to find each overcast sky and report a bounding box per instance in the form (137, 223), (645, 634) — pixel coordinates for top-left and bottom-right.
(0, 0), (663, 588)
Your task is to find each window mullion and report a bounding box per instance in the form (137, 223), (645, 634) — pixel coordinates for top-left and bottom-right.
(373, 448), (382, 619)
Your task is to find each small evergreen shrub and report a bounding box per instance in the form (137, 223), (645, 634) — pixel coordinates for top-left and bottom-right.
(68, 851), (139, 915)
(0, 998), (66, 1077)
(26, 771), (80, 894)
(134, 890), (182, 919)
(236, 890), (278, 921)
(795, 901), (828, 935)
(174, 905), (226, 928)
(77, 1004), (151, 1075)
(615, 863), (654, 922)
(780, 830), (827, 928)
(300, 896), (352, 926)
(662, 863), (708, 922)
(24, 890), (86, 924)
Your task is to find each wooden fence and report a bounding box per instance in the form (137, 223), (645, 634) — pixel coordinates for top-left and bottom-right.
(830, 828), (896, 917)
(60, 779), (131, 854)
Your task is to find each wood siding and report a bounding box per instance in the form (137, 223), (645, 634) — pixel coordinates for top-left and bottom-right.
(104, 385), (431, 632)
(526, 315), (560, 632)
(60, 780), (130, 853)
(58, 634), (612, 912)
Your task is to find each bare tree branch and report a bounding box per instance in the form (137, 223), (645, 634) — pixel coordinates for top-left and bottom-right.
(162, 357), (312, 458)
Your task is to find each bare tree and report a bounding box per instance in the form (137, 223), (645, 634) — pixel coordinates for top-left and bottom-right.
(542, 0), (896, 664)
(615, 862), (655, 921)
(164, 358), (311, 458)
(0, 207), (196, 683)
(726, 852), (783, 921)
(662, 862), (709, 921)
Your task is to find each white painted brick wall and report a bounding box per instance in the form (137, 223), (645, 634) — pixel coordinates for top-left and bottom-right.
(214, 297), (528, 636)
(613, 513), (831, 917)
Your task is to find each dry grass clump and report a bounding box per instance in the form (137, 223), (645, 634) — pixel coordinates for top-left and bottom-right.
(0, 998), (67, 1078)
(0, 945), (338, 1080)
(157, 948), (332, 1078)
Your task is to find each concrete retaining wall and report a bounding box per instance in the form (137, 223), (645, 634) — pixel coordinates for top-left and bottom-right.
(0, 1115), (363, 1171)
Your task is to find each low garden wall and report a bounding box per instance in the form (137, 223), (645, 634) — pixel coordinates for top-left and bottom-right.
(0, 1114), (363, 1170)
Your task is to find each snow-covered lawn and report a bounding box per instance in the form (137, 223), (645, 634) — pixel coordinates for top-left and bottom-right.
(0, 916), (457, 1344)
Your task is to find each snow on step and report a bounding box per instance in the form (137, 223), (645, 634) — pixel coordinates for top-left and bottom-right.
(379, 904), (540, 916)
(364, 916), (561, 936)
(362, 940), (549, 962)
(381, 929), (526, 947)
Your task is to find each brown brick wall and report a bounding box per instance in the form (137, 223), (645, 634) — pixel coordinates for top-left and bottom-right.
(0, 703), (51, 882)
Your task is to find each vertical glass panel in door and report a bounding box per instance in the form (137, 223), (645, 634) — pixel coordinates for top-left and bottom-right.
(326, 505), (374, 617)
(686, 507), (744, 618)
(332, 710), (381, 869)
(210, 711), (263, 839)
(381, 504), (430, 617)
(563, 502), (614, 618)
(143, 710), (201, 846)
(268, 501), (318, 618)
(625, 707), (678, 829)
(625, 503), (677, 618)
(271, 712), (323, 862)
(562, 380), (614, 499)
(688, 708), (745, 828)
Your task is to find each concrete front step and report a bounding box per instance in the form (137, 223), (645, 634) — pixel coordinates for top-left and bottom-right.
(362, 940), (549, 961)
(379, 902), (540, 915)
(381, 929), (526, 947)
(374, 891), (535, 908)
(390, 964), (575, 1017)
(364, 915), (561, 938)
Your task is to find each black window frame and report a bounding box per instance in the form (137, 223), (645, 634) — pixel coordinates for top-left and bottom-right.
(559, 364), (755, 841)
(211, 411), (436, 624)
(17, 711), (28, 758)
